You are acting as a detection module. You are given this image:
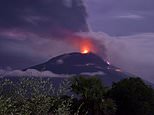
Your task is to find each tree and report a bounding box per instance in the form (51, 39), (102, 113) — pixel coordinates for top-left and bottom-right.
(0, 77), (73, 115)
(109, 77), (154, 115)
(71, 76), (116, 115)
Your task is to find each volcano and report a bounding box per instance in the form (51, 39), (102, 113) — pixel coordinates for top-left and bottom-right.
(25, 52), (130, 86)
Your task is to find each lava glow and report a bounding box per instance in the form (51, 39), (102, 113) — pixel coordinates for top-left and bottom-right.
(81, 47), (90, 54)
(79, 39), (95, 54)
(71, 36), (98, 54)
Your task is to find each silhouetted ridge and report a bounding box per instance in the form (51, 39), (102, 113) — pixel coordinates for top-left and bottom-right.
(26, 52), (108, 74)
(25, 52), (130, 85)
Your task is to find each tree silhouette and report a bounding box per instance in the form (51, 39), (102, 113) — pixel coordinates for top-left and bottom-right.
(109, 77), (154, 115)
(71, 76), (116, 115)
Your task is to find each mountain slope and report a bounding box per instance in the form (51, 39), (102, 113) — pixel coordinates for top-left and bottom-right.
(25, 52), (130, 86)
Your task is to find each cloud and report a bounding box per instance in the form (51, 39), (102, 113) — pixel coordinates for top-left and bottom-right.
(80, 71), (105, 76)
(0, 69), (70, 78)
(116, 14), (144, 20)
(0, 35), (79, 69)
(1, 30), (154, 83)
(0, 0), (90, 69)
(0, 0), (88, 38)
(0, 69), (106, 78)
(81, 32), (154, 83)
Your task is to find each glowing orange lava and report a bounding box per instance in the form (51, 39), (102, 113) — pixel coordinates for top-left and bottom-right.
(81, 48), (90, 54)
(71, 36), (97, 54)
(79, 39), (94, 54)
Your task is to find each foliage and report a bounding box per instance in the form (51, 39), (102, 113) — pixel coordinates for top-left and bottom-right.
(71, 76), (116, 115)
(109, 77), (154, 115)
(0, 75), (153, 115)
(0, 77), (72, 115)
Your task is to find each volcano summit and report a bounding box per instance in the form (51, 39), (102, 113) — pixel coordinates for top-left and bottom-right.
(25, 52), (129, 86)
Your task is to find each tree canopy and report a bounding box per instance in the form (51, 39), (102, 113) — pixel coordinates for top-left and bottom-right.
(109, 77), (154, 115)
(71, 76), (116, 115)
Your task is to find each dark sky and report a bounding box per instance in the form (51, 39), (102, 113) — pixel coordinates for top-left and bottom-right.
(0, 0), (154, 82)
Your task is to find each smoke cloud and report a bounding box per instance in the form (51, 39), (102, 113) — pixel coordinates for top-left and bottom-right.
(79, 32), (154, 83)
(1, 30), (154, 83)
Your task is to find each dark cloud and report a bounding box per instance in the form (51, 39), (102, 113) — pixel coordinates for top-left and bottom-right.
(0, 0), (89, 68)
(0, 0), (88, 37)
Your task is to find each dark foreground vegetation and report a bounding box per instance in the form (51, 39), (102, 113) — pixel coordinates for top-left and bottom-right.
(0, 76), (154, 115)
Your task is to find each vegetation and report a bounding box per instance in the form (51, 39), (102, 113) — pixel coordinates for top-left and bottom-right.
(0, 77), (72, 115)
(108, 77), (154, 115)
(0, 76), (154, 115)
(71, 76), (116, 115)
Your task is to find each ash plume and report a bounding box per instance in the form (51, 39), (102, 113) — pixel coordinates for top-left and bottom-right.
(78, 32), (154, 83)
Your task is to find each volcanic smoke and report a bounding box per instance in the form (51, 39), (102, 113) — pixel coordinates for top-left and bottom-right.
(69, 35), (97, 54)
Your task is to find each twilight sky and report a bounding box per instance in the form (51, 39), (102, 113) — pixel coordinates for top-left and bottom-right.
(85, 0), (154, 35)
(0, 0), (154, 82)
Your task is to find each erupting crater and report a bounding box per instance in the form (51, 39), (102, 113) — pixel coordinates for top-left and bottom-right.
(81, 47), (90, 54)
